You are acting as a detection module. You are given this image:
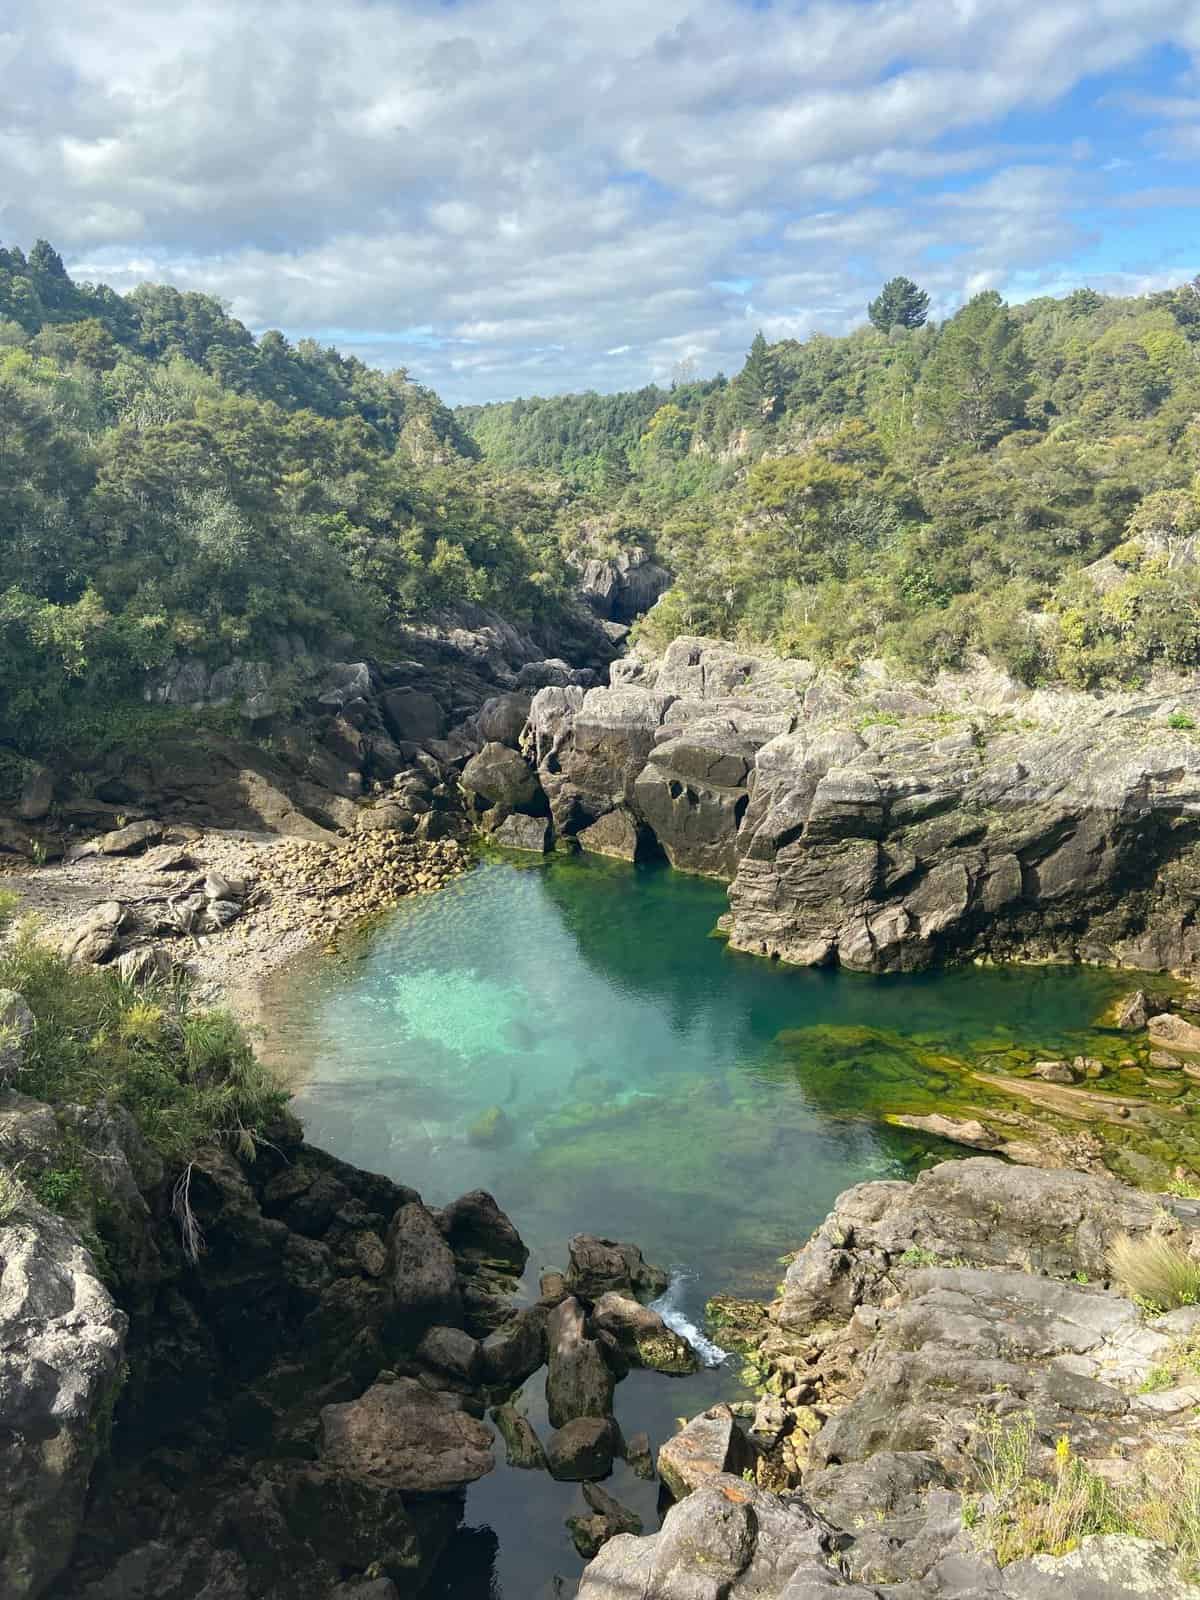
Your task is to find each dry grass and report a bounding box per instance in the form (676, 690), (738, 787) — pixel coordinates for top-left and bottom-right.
(1109, 1232), (1200, 1313)
(0, 1163), (26, 1224)
(967, 1411), (1200, 1579)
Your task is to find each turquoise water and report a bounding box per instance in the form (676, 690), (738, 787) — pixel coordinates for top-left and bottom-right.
(267, 853), (1127, 1594)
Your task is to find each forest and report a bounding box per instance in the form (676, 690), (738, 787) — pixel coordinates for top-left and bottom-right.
(4, 242), (1200, 767)
(459, 276), (1200, 689)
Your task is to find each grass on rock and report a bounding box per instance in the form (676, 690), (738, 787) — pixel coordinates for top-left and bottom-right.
(1109, 1232), (1200, 1313)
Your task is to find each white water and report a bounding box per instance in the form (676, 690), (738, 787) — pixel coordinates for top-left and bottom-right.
(651, 1269), (730, 1368)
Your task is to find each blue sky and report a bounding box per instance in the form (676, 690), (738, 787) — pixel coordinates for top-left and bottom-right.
(2, 1), (1198, 403)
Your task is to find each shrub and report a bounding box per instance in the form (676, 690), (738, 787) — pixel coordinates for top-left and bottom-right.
(1109, 1232), (1200, 1312)
(0, 928), (285, 1167)
(1169, 710), (1196, 731)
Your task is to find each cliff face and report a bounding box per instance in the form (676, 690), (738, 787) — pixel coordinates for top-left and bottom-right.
(523, 637), (1200, 975)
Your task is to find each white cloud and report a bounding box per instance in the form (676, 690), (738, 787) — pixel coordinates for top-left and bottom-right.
(2, 0), (1199, 399)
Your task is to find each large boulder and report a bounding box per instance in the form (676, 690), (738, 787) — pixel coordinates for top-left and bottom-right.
(591, 1293), (700, 1375)
(546, 1416), (621, 1481)
(461, 742), (542, 814)
(567, 1234), (670, 1301)
(0, 1190), (128, 1600)
(385, 1201), (462, 1337)
(437, 1189), (528, 1275)
(380, 687), (447, 745)
(319, 1378), (494, 1492)
(545, 1296), (615, 1428)
(657, 1405), (755, 1502)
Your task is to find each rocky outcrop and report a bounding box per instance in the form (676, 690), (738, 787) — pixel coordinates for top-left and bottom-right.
(583, 1157), (1200, 1598)
(579, 547), (672, 624)
(525, 635), (1200, 975)
(0, 1181), (127, 1600)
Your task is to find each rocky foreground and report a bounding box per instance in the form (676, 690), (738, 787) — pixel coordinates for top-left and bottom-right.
(578, 1157), (1200, 1598)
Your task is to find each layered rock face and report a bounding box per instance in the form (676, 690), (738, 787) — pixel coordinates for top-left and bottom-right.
(526, 636), (1200, 974)
(580, 1158), (1200, 1599)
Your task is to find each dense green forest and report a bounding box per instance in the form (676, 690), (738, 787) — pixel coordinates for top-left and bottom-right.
(0, 241), (591, 752)
(460, 279), (1200, 688)
(4, 239), (1200, 770)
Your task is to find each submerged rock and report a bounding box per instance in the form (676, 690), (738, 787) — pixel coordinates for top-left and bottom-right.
(492, 1404), (548, 1470)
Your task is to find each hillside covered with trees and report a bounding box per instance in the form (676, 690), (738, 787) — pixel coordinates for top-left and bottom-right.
(4, 240), (1200, 773)
(460, 276), (1200, 689)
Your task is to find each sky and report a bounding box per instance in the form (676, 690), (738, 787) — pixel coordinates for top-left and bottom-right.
(2, 1), (1199, 406)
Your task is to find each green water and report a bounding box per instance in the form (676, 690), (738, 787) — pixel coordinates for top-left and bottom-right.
(266, 853), (1130, 1595)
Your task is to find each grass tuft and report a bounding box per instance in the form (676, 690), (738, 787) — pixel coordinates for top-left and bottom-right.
(1109, 1232), (1200, 1313)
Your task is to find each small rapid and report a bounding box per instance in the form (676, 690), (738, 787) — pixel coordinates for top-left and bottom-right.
(651, 1269), (730, 1368)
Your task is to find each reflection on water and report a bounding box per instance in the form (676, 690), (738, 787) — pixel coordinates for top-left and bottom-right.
(261, 853), (1126, 1595)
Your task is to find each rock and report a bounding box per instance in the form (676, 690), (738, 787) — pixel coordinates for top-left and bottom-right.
(546, 1297), (616, 1428)
(546, 1416), (621, 1481)
(316, 661), (374, 709)
(198, 898), (242, 932)
(467, 1105), (514, 1147)
(415, 1324), (483, 1384)
(1002, 1533), (1200, 1598)
(380, 686), (447, 744)
(0, 989), (36, 1085)
(568, 1484), (645, 1559)
(0, 1192), (128, 1600)
(385, 1202), (462, 1337)
(578, 549), (672, 624)
(115, 945), (175, 986)
(319, 1377), (494, 1491)
(97, 819), (163, 856)
(328, 1581), (399, 1600)
(1032, 1058), (1081, 1083)
(63, 901), (127, 965)
(203, 869), (243, 902)
(624, 1430), (655, 1479)
(657, 1406), (755, 1501)
(1150, 1050), (1184, 1070)
(461, 741), (542, 813)
(1148, 1012), (1200, 1054)
(591, 1292), (700, 1374)
(480, 1307), (547, 1387)
(491, 812), (551, 852)
(16, 764), (54, 821)
(576, 1474), (840, 1599)
(889, 1114), (999, 1150)
(439, 1189), (529, 1274)
(141, 844), (196, 872)
(475, 692), (531, 747)
(539, 1268), (568, 1303)
(492, 1404), (548, 1470)
(567, 1234), (670, 1301)
(577, 809), (643, 861)
(1114, 989), (1152, 1030)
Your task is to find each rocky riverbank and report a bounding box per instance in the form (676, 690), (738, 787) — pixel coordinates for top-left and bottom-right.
(578, 1156), (1200, 1598)
(460, 634), (1200, 979)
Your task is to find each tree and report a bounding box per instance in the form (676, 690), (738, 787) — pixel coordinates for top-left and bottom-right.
(915, 291), (1032, 450)
(734, 331), (780, 422)
(868, 277), (930, 333)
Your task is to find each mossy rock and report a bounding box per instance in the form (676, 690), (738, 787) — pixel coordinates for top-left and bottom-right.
(466, 1105), (514, 1148)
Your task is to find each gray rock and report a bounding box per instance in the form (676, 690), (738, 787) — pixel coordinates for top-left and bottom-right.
(16, 764), (54, 821)
(567, 1234), (670, 1301)
(380, 686), (446, 744)
(0, 1191), (128, 1600)
(491, 812), (551, 852)
(0, 990), (35, 1085)
(546, 1416), (621, 1481)
(316, 661), (375, 709)
(657, 1405), (755, 1501)
(319, 1377), (494, 1491)
(415, 1324), (483, 1384)
(385, 1201), (462, 1337)
(577, 809), (642, 861)
(1001, 1533), (1200, 1598)
(97, 819), (163, 856)
(480, 1306), (547, 1387)
(438, 1188), (529, 1274)
(63, 901), (127, 966)
(475, 692), (532, 747)
(546, 1296), (615, 1428)
(492, 1404), (548, 1469)
(591, 1292), (700, 1374)
(579, 548), (672, 624)
(461, 741), (542, 813)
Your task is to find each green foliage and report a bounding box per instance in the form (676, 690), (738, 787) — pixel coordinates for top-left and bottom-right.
(0, 928), (285, 1166)
(868, 276), (930, 333)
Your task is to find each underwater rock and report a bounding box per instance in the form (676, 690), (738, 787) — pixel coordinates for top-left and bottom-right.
(566, 1234), (670, 1301)
(546, 1297), (615, 1428)
(568, 1483), (643, 1558)
(624, 1430), (655, 1480)
(657, 1405), (755, 1502)
(467, 1105), (514, 1147)
(546, 1416), (621, 1481)
(590, 1292), (700, 1375)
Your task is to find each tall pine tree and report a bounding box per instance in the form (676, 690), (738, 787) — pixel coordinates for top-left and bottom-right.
(868, 276), (930, 332)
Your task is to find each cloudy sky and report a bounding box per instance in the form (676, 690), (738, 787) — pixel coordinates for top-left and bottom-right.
(3, 1), (1200, 404)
